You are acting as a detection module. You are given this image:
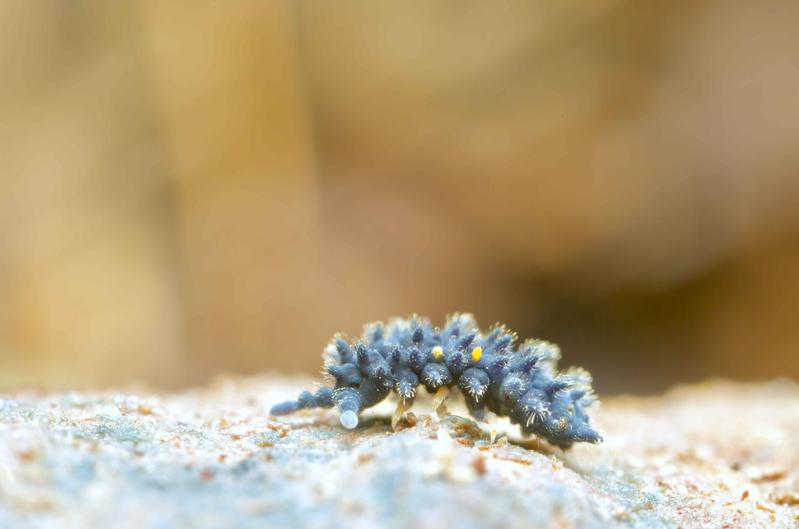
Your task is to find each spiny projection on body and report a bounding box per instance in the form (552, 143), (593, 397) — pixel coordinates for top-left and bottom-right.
(270, 314), (602, 448)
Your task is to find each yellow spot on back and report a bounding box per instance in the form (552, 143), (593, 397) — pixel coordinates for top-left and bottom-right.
(471, 346), (482, 362)
(432, 346), (444, 359)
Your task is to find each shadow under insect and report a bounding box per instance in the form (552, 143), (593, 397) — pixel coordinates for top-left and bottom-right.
(271, 314), (602, 449)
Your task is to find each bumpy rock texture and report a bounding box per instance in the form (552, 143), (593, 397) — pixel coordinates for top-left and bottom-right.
(1, 377), (798, 529)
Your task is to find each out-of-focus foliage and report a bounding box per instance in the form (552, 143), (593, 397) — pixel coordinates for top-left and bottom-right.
(1, 1), (797, 392)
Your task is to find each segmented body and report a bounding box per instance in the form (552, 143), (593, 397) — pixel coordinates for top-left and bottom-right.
(270, 314), (601, 448)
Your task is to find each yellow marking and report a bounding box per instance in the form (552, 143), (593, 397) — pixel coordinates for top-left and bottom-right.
(432, 346), (444, 359)
(471, 346), (482, 362)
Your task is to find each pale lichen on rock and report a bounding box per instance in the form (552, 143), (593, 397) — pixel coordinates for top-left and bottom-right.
(0, 378), (797, 529)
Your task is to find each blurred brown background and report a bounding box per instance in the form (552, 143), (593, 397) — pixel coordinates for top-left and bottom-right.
(1, 1), (797, 393)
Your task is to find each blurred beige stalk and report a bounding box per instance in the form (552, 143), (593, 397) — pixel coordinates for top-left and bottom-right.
(139, 2), (331, 383)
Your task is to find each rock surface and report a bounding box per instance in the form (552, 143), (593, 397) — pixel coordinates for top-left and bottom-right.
(0, 377), (797, 529)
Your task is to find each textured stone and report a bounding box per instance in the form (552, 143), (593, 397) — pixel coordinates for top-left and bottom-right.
(0, 377), (797, 529)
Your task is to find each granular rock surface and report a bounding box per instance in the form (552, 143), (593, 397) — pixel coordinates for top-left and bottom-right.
(0, 377), (797, 529)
